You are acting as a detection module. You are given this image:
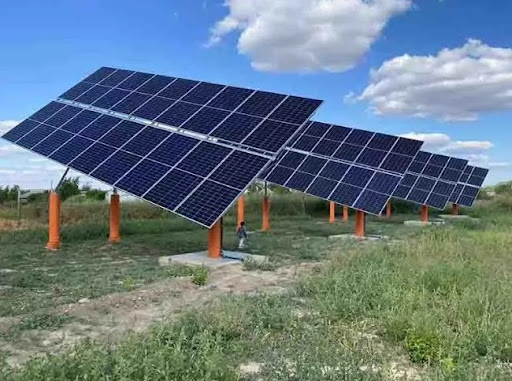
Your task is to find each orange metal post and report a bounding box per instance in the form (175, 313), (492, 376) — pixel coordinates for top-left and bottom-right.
(355, 210), (365, 238)
(237, 196), (245, 229)
(262, 196), (270, 232)
(208, 219), (223, 258)
(451, 203), (459, 216)
(46, 191), (61, 250)
(342, 206), (349, 223)
(386, 201), (392, 218)
(109, 194), (121, 243)
(421, 205), (429, 223)
(329, 202), (336, 223)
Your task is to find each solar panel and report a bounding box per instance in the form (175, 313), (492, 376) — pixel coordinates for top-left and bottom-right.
(60, 67), (323, 155)
(289, 121), (423, 175)
(393, 151), (469, 209)
(263, 149), (403, 215)
(449, 165), (489, 207)
(2, 67), (323, 228)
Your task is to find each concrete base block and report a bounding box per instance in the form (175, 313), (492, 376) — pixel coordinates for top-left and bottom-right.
(404, 220), (445, 226)
(159, 251), (268, 269)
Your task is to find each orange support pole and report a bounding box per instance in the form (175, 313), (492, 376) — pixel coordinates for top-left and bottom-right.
(46, 191), (61, 251)
(342, 206), (349, 223)
(329, 202), (336, 223)
(109, 193), (121, 243)
(386, 201), (392, 218)
(452, 203), (459, 216)
(355, 210), (365, 238)
(237, 196), (245, 229)
(208, 219), (223, 258)
(262, 196), (270, 232)
(421, 205), (429, 223)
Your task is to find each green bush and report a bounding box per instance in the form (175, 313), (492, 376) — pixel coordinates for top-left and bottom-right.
(192, 266), (209, 286)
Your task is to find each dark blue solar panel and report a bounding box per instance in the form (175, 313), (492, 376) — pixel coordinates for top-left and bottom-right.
(394, 185), (411, 198)
(61, 110), (100, 134)
(293, 135), (320, 151)
(132, 97), (176, 120)
(345, 129), (373, 146)
(304, 121), (329, 137)
(237, 91), (285, 117)
(422, 164), (443, 178)
(79, 115), (121, 140)
(459, 172), (470, 183)
(354, 190), (389, 215)
(148, 134), (198, 166)
(267, 165), (294, 185)
(50, 136), (94, 165)
(45, 106), (83, 128)
(181, 107), (230, 134)
(83, 67), (116, 84)
(75, 85), (111, 104)
(99, 69), (134, 87)
(177, 142), (232, 177)
(2, 120), (39, 142)
(342, 166), (374, 188)
(182, 82), (224, 105)
(116, 160), (171, 196)
(331, 183), (362, 206)
(433, 181), (455, 196)
(32, 129), (73, 156)
(333, 144), (363, 162)
(158, 79), (199, 100)
(380, 154), (411, 173)
(401, 174), (418, 187)
(430, 154), (450, 167)
(368, 133), (397, 151)
(415, 177), (436, 192)
(458, 195), (475, 207)
(176, 181), (240, 227)
(468, 175), (484, 187)
(117, 72), (153, 91)
(472, 167), (489, 178)
(207, 87), (253, 111)
(312, 139), (339, 157)
(392, 139), (423, 156)
(70, 143), (116, 174)
(210, 151), (269, 190)
(367, 172), (400, 194)
(319, 161), (350, 181)
(100, 120), (142, 148)
(408, 189), (429, 204)
(450, 184), (464, 203)
(138, 75), (176, 95)
(210, 113), (261, 142)
(269, 97), (322, 125)
(425, 193), (448, 209)
(91, 150), (141, 184)
(17, 124), (56, 149)
(447, 157), (467, 171)
(144, 169), (202, 210)
(242, 120), (297, 153)
(111, 92), (152, 115)
(298, 156), (327, 175)
(356, 148), (387, 167)
(440, 168), (460, 182)
(286, 171), (315, 192)
(60, 82), (95, 101)
(408, 160), (426, 174)
(462, 186), (479, 198)
(279, 151), (306, 169)
(307, 177), (338, 199)
(29, 102), (67, 123)
(324, 125), (351, 142)
(155, 101), (201, 127)
(93, 88), (130, 109)
(415, 151), (431, 163)
(122, 127), (171, 157)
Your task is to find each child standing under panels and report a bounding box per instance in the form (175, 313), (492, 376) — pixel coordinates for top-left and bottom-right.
(237, 221), (248, 249)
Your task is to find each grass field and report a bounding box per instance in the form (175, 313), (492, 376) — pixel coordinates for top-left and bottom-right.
(1, 194), (512, 380)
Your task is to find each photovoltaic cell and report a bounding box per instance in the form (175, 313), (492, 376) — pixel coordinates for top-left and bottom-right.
(449, 165), (489, 207)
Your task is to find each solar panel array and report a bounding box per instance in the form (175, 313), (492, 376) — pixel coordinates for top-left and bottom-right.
(289, 121), (423, 174)
(262, 122), (424, 215)
(449, 165), (489, 207)
(2, 67), (323, 228)
(393, 151), (469, 209)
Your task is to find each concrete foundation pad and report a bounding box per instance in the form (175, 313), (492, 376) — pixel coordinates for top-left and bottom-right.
(404, 220), (445, 226)
(328, 234), (388, 241)
(439, 215), (478, 221)
(159, 251), (268, 269)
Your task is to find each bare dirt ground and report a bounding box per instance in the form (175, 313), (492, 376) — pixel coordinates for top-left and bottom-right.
(0, 262), (317, 367)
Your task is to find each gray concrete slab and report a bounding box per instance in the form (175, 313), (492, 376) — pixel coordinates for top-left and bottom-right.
(159, 251), (268, 269)
(439, 214), (478, 221)
(404, 220), (445, 226)
(328, 234), (388, 241)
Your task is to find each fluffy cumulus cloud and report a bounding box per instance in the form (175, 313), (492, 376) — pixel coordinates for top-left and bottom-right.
(208, 0), (412, 72)
(0, 120), (19, 135)
(358, 39), (512, 121)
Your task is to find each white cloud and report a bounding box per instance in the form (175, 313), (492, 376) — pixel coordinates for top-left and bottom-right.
(208, 0), (412, 72)
(400, 132), (451, 148)
(358, 39), (512, 121)
(466, 154), (510, 170)
(0, 144), (24, 157)
(0, 120), (19, 135)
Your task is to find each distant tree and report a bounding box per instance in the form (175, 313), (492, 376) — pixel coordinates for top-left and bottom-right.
(494, 181), (512, 195)
(58, 177), (81, 201)
(84, 189), (107, 201)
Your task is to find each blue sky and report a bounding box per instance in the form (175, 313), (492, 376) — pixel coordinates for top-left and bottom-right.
(1, 0), (511, 188)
